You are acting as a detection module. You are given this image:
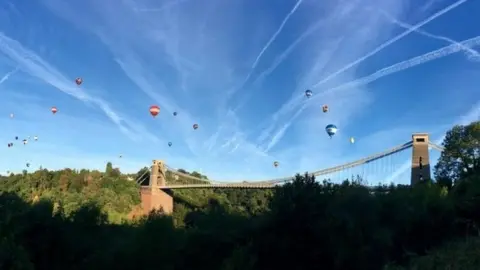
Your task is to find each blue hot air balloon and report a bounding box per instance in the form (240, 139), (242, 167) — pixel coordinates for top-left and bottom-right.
(168, 142), (172, 147)
(325, 124), (337, 138)
(305, 89), (313, 98)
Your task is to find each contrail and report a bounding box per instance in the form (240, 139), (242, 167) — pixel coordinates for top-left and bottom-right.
(258, 0), (469, 148)
(250, 0), (303, 70)
(232, 20), (336, 113)
(311, 0), (469, 88)
(229, 0), (303, 96)
(0, 67), (19, 84)
(310, 35), (480, 102)
(264, 35), (480, 152)
(0, 32), (158, 142)
(134, 0), (190, 12)
(380, 9), (480, 60)
(254, 24), (342, 87)
(263, 102), (307, 153)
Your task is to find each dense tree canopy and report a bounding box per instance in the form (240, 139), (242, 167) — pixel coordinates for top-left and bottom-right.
(1, 121), (480, 269)
(435, 121), (480, 188)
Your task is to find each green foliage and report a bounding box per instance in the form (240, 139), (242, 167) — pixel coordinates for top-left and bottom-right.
(435, 121), (480, 188)
(387, 238), (480, 270)
(0, 166), (140, 222)
(0, 121), (479, 269)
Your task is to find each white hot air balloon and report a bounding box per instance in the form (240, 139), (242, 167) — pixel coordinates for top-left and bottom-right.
(350, 137), (355, 144)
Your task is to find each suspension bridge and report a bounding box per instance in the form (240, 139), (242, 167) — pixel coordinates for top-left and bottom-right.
(133, 133), (444, 214)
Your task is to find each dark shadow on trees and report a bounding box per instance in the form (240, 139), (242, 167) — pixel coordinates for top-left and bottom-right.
(2, 169), (480, 270)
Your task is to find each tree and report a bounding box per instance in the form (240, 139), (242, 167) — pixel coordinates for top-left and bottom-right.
(105, 162), (113, 177)
(191, 171), (202, 178)
(136, 167), (150, 185)
(434, 121), (480, 187)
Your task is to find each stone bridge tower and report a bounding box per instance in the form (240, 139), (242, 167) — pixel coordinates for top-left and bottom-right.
(411, 133), (431, 185)
(139, 160), (173, 214)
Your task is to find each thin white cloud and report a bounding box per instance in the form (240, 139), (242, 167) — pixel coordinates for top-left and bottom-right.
(379, 9), (480, 60)
(311, 35), (480, 101)
(0, 31), (157, 143)
(311, 0), (469, 88)
(227, 0), (305, 103)
(41, 0), (281, 173)
(134, 0), (191, 13)
(0, 66), (18, 84)
(240, 0), (303, 85)
(33, 0), (477, 182)
(263, 34), (480, 150)
(251, 0), (303, 70)
(263, 102), (307, 153)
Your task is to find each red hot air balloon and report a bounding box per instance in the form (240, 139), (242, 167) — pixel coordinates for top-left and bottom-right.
(75, 77), (83, 85)
(149, 105), (160, 117)
(193, 124), (199, 130)
(51, 107), (58, 114)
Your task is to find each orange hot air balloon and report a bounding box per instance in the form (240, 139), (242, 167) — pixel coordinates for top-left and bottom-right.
(75, 77), (83, 85)
(51, 107), (58, 114)
(149, 105), (160, 117)
(193, 123), (199, 130)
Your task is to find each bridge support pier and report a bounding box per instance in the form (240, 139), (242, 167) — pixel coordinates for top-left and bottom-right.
(411, 133), (431, 185)
(140, 160), (173, 214)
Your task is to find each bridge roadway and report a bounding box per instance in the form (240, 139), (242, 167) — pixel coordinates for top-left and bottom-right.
(149, 140), (444, 189)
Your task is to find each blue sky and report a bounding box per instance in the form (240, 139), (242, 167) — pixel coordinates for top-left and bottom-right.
(0, 0), (479, 184)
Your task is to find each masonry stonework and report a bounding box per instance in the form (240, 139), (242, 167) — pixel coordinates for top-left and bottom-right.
(139, 160), (174, 215)
(411, 133), (431, 185)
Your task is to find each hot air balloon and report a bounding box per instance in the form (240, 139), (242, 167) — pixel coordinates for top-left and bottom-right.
(26, 163), (30, 168)
(168, 142), (172, 147)
(149, 105), (160, 117)
(193, 124), (199, 130)
(51, 107), (58, 114)
(322, 105), (329, 113)
(23, 139), (28, 145)
(75, 77), (83, 85)
(305, 89), (313, 98)
(119, 155), (122, 158)
(325, 124), (337, 138)
(15, 136), (18, 140)
(173, 112), (177, 116)
(350, 137), (355, 144)
(9, 113), (14, 118)
(34, 136), (38, 141)
(7, 143), (11, 148)
(273, 161), (279, 168)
